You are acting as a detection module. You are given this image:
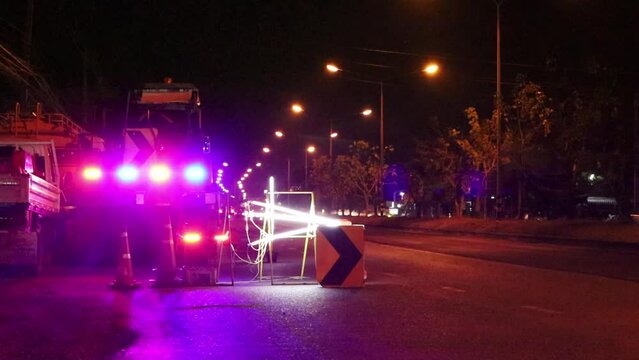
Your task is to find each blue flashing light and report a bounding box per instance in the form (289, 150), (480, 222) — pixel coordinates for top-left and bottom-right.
(116, 165), (139, 183)
(184, 164), (208, 184)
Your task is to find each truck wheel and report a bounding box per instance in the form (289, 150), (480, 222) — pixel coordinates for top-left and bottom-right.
(28, 212), (43, 276)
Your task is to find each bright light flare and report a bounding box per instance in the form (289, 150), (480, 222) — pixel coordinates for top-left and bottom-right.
(183, 232), (202, 244)
(214, 232), (229, 242)
(82, 166), (103, 181)
(274, 130), (284, 138)
(256, 162), (262, 167)
(184, 164), (207, 184)
(326, 63), (340, 73)
(149, 164), (171, 183)
(116, 165), (139, 183)
(423, 62), (440, 76)
(262, 147), (271, 153)
(291, 103), (304, 114)
(306, 145), (316, 154)
(361, 108), (373, 116)
(222, 162), (229, 167)
(330, 132), (338, 138)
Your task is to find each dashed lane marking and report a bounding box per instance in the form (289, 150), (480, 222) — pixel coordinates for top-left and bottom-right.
(520, 305), (563, 315)
(440, 286), (466, 293)
(381, 272), (400, 277)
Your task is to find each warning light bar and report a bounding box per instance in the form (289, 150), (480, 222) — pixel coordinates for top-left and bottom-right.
(183, 232), (202, 244)
(84, 162), (212, 186)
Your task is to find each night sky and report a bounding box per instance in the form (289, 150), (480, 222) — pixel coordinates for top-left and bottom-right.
(1, 1), (638, 183)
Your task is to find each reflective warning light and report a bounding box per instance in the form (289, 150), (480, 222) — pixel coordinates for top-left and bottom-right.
(184, 164), (207, 184)
(149, 164), (171, 183)
(214, 232), (229, 242)
(183, 232), (202, 244)
(82, 166), (103, 181)
(116, 165), (139, 183)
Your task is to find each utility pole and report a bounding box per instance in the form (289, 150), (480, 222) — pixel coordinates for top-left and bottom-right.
(379, 81), (385, 206)
(22, 0), (34, 106)
(634, 94), (638, 213)
(495, 0), (502, 219)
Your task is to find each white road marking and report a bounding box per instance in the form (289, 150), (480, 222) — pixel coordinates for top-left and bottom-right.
(440, 286), (466, 293)
(520, 305), (563, 315)
(381, 272), (400, 278)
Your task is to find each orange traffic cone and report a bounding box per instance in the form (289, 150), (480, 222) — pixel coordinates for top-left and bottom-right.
(152, 211), (179, 287)
(110, 227), (139, 290)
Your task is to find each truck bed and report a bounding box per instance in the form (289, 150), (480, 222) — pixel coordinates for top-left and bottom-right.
(0, 174), (60, 214)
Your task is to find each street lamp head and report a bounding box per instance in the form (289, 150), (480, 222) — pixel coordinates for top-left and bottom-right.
(326, 63), (341, 73)
(291, 103), (304, 114)
(361, 108), (373, 116)
(274, 130), (284, 138)
(306, 145), (316, 154)
(262, 146), (271, 153)
(423, 62), (440, 76)
(255, 162), (262, 167)
(330, 132), (338, 138)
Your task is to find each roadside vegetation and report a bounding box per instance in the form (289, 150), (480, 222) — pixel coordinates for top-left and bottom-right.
(309, 71), (636, 222)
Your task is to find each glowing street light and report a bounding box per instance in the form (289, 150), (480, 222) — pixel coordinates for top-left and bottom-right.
(256, 162), (262, 167)
(329, 131), (338, 161)
(326, 63), (341, 73)
(262, 146), (271, 153)
(274, 130), (284, 138)
(361, 108), (373, 116)
(422, 62), (440, 76)
(291, 103), (304, 114)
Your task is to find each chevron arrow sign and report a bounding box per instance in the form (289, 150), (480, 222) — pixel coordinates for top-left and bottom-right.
(124, 128), (157, 166)
(316, 225), (365, 288)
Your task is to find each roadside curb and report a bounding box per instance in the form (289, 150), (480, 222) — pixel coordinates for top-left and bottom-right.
(366, 224), (639, 251)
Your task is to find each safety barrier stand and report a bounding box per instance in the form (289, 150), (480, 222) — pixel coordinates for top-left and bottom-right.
(244, 177), (352, 285)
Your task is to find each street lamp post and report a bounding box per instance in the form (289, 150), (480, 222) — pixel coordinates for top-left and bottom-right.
(379, 81), (385, 201)
(304, 145), (316, 190)
(326, 62), (439, 212)
(329, 122), (338, 161)
(495, 0), (503, 218)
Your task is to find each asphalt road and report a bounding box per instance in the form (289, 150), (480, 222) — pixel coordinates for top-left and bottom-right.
(1, 228), (638, 359)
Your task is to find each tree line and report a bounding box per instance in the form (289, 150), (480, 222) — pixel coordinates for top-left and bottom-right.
(309, 74), (636, 220)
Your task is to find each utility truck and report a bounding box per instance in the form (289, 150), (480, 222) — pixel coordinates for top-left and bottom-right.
(0, 103), (104, 273)
(0, 140), (60, 274)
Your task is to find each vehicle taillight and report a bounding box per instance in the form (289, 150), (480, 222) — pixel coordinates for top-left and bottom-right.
(184, 164), (207, 184)
(214, 232), (229, 243)
(82, 166), (103, 181)
(116, 165), (139, 183)
(183, 232), (202, 244)
(149, 164), (171, 183)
